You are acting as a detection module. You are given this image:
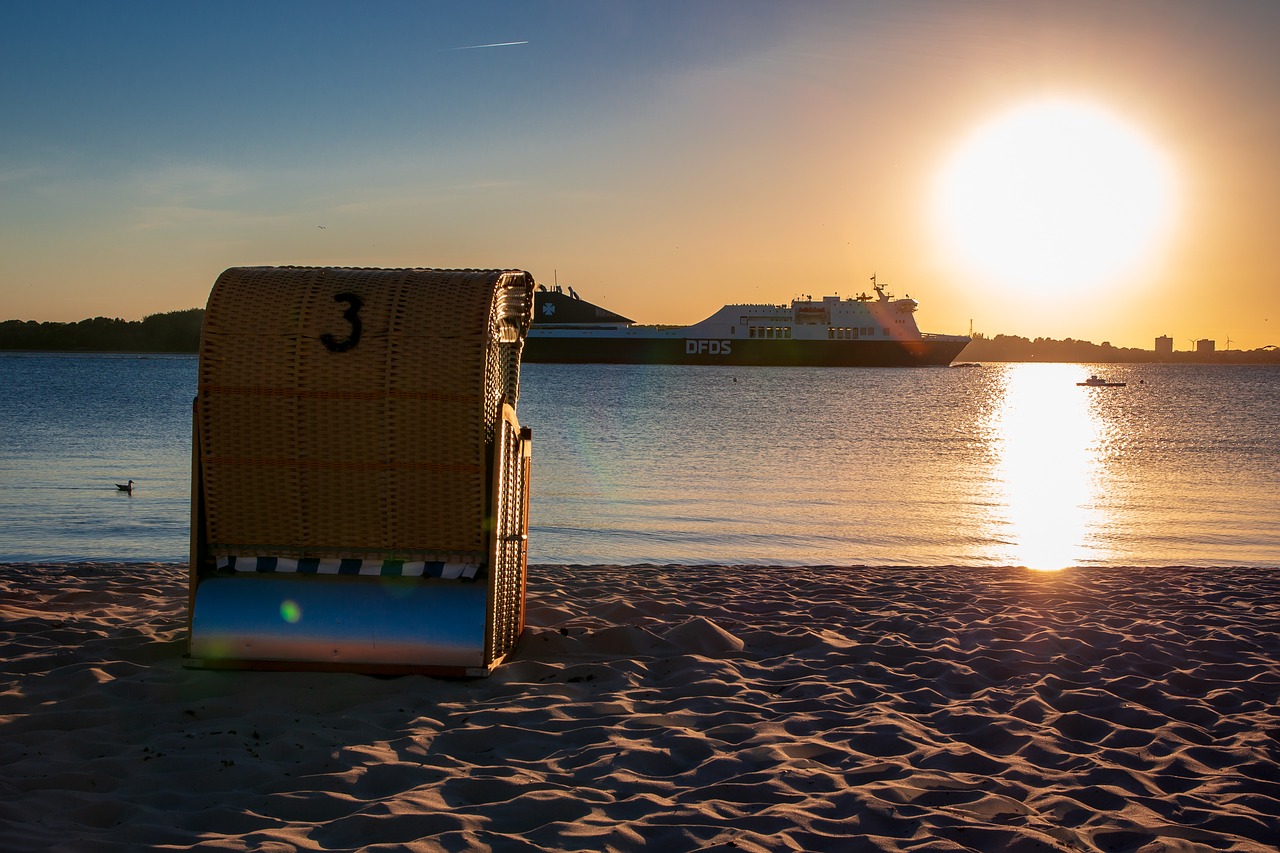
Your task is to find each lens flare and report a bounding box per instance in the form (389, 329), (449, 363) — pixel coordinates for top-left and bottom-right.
(280, 599), (301, 624)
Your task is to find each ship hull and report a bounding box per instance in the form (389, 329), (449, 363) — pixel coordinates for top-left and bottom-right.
(522, 335), (969, 367)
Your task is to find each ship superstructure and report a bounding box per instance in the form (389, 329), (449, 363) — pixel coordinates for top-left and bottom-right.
(523, 276), (970, 367)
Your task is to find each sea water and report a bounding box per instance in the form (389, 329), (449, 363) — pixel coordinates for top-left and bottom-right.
(1, 352), (1277, 567)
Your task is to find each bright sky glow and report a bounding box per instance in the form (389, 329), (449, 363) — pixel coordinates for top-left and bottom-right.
(2, 1), (1278, 349)
(933, 100), (1178, 297)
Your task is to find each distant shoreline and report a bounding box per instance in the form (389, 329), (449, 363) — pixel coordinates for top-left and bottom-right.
(0, 349), (195, 356)
(3, 307), (1278, 363)
(958, 335), (1280, 364)
(3, 347), (1278, 364)
(0, 308), (203, 353)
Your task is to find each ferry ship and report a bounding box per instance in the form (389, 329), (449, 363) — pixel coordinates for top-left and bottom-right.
(522, 276), (971, 367)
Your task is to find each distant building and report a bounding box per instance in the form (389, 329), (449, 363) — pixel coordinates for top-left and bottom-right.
(1155, 335), (1173, 354)
(1196, 339), (1216, 354)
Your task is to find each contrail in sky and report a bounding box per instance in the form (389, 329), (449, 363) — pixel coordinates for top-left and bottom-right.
(449, 40), (529, 50)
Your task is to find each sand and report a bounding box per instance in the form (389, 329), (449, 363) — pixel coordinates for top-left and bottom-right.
(1, 563), (1278, 852)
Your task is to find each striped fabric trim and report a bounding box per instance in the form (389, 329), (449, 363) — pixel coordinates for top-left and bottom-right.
(216, 556), (480, 580)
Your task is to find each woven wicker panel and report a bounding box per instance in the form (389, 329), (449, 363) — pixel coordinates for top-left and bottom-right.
(197, 266), (532, 561)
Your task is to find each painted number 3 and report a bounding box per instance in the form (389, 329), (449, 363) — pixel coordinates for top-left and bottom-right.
(321, 292), (363, 353)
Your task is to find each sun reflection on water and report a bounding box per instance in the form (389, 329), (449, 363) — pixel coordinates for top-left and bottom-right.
(991, 364), (1108, 570)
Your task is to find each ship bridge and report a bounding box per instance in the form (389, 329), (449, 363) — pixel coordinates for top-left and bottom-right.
(531, 286), (634, 327)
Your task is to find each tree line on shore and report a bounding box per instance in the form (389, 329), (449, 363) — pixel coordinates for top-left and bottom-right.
(0, 309), (204, 353)
(1, 309), (1277, 363)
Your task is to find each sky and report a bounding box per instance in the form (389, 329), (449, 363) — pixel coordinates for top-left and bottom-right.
(3, 0), (1279, 350)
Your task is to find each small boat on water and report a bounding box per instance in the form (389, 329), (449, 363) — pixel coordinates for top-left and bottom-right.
(522, 275), (971, 367)
(1078, 375), (1126, 387)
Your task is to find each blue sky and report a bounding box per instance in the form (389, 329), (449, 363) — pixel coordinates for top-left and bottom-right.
(4, 1), (1279, 348)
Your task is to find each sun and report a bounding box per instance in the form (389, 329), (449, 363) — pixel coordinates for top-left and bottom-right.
(932, 99), (1178, 296)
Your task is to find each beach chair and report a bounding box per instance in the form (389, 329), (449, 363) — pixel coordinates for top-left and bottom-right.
(186, 266), (533, 676)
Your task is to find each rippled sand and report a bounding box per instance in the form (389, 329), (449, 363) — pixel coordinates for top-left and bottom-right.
(2, 563), (1278, 851)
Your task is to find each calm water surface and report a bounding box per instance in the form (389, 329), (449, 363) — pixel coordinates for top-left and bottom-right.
(2, 353), (1277, 567)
